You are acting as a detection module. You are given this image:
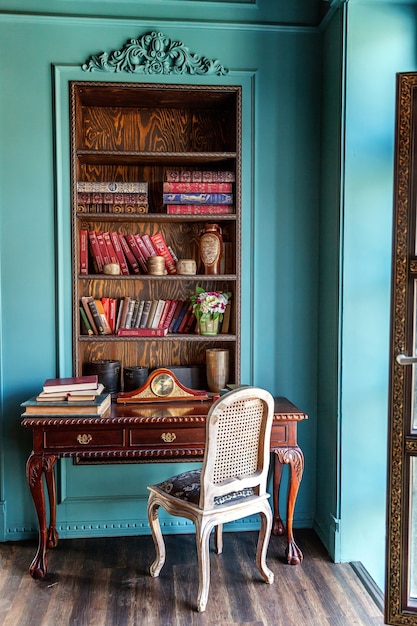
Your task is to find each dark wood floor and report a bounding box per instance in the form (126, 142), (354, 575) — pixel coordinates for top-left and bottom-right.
(0, 529), (385, 625)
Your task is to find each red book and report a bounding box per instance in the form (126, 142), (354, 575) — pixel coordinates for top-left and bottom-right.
(157, 300), (171, 329)
(126, 233), (147, 272)
(43, 375), (98, 394)
(150, 232), (177, 275)
(166, 204), (234, 215)
(118, 234), (141, 274)
(134, 234), (152, 261)
(163, 182), (233, 193)
(161, 299), (178, 329)
(117, 327), (168, 337)
(79, 229), (89, 275)
(141, 234), (157, 257)
(96, 232), (111, 265)
(102, 231), (119, 265)
(165, 170), (235, 183)
(101, 297), (117, 333)
(88, 231), (104, 273)
(109, 231), (130, 275)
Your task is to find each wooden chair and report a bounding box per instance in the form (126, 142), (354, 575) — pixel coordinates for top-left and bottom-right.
(147, 386), (275, 612)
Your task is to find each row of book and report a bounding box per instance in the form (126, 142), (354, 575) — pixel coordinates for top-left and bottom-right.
(163, 171), (235, 215)
(80, 297), (192, 336)
(80, 296), (231, 337)
(77, 181), (148, 214)
(81, 229), (177, 276)
(76, 173), (236, 216)
(21, 375), (111, 416)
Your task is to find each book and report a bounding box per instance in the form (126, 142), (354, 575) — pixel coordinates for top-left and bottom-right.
(118, 234), (141, 274)
(124, 298), (136, 328)
(177, 304), (193, 333)
(165, 170), (235, 183)
(79, 229), (89, 275)
(80, 306), (94, 336)
(163, 182), (233, 193)
(141, 234), (157, 257)
(78, 191), (148, 204)
(172, 301), (189, 333)
(134, 234), (152, 262)
(65, 383), (105, 397)
(102, 231), (119, 265)
(133, 300), (145, 328)
(146, 300), (159, 328)
(77, 181), (148, 193)
(22, 393), (111, 416)
(182, 310), (197, 334)
(168, 300), (186, 332)
(150, 232), (177, 274)
(80, 296), (99, 335)
(138, 300), (152, 328)
(220, 301), (231, 334)
(117, 296), (131, 330)
(86, 297), (106, 335)
(125, 233), (147, 272)
(94, 299), (112, 334)
(163, 193), (233, 205)
(96, 232), (112, 266)
(150, 299), (166, 329)
(87, 231), (104, 273)
(117, 327), (168, 337)
(161, 299), (178, 329)
(109, 232), (130, 275)
(42, 375), (99, 394)
(157, 299), (171, 329)
(166, 204), (234, 215)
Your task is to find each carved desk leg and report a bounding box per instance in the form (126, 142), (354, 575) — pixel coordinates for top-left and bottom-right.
(26, 453), (58, 578)
(273, 447), (304, 565)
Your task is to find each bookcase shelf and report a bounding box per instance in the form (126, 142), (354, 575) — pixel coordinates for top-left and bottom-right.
(70, 81), (241, 390)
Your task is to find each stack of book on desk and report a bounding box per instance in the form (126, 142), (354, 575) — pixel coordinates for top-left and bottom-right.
(21, 375), (111, 416)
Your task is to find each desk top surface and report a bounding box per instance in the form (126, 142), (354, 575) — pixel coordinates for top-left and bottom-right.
(21, 396), (307, 427)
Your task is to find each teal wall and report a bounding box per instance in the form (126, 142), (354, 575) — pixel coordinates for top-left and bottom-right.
(2, 0), (415, 596)
(340, 1), (417, 589)
(0, 5), (320, 545)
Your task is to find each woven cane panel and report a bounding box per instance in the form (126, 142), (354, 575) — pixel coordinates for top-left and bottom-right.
(212, 398), (264, 484)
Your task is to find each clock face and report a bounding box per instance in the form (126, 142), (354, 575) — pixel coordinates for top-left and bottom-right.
(150, 372), (175, 397)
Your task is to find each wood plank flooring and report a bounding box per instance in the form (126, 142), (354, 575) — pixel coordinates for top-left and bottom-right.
(0, 529), (385, 626)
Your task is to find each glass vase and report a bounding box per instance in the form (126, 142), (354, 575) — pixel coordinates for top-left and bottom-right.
(199, 317), (219, 336)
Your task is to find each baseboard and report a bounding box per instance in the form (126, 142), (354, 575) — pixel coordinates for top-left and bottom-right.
(0, 501), (6, 542)
(350, 561), (384, 612)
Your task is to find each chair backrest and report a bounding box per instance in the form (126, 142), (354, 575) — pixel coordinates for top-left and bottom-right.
(199, 387), (275, 509)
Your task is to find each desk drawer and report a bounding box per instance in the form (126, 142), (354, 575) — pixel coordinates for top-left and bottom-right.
(129, 425), (205, 448)
(270, 422), (298, 447)
(43, 428), (124, 449)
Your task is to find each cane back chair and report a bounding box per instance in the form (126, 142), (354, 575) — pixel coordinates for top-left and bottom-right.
(147, 386), (275, 612)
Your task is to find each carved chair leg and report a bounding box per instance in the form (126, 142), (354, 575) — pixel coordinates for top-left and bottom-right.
(256, 504), (274, 584)
(196, 520), (213, 612)
(147, 499), (166, 577)
(214, 524), (223, 554)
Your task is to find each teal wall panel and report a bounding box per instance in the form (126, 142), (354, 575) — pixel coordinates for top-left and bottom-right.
(341, 2), (417, 590)
(0, 13), (321, 545)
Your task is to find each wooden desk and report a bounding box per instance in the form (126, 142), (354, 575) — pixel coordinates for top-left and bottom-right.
(21, 396), (307, 579)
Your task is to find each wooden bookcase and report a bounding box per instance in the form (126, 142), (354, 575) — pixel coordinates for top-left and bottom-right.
(70, 81), (241, 390)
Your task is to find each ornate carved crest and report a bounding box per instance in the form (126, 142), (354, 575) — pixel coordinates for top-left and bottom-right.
(82, 31), (228, 76)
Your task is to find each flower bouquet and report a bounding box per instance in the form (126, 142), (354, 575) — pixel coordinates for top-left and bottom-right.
(190, 286), (231, 336)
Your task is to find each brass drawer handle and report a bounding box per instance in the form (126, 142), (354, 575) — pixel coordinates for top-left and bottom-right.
(77, 434), (93, 445)
(161, 432), (176, 443)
